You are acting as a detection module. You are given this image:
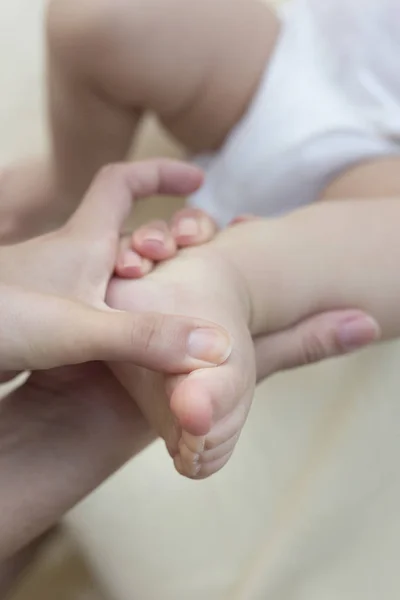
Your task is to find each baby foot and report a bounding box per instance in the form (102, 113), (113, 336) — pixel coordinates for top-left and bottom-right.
(107, 243), (256, 479)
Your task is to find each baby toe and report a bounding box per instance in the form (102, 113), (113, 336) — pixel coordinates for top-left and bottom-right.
(203, 402), (250, 450)
(170, 376), (213, 437)
(173, 453), (200, 479)
(175, 424), (239, 479)
(180, 430), (205, 454)
(175, 444), (234, 480)
(170, 364), (249, 444)
(195, 452), (234, 479)
(177, 438), (202, 478)
(201, 429), (241, 464)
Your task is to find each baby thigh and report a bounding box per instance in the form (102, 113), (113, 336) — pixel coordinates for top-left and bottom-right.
(47, 0), (279, 160)
(323, 157), (400, 200)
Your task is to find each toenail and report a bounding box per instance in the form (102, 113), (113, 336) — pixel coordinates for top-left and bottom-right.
(187, 328), (232, 365)
(177, 217), (199, 237)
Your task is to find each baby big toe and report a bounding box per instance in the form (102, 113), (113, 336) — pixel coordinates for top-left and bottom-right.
(170, 378), (214, 437)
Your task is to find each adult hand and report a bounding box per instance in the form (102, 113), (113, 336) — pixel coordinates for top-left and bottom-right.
(254, 310), (380, 381)
(0, 311), (381, 590)
(0, 362), (153, 562)
(115, 208), (381, 382)
(0, 160), (232, 374)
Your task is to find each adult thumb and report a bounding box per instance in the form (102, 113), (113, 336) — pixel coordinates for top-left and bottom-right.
(0, 286), (232, 372)
(254, 310), (381, 382)
(75, 305), (233, 372)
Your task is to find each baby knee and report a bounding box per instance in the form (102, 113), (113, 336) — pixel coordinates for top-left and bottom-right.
(46, 0), (131, 69)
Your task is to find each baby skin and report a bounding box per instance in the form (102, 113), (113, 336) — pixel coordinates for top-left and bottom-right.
(108, 213), (255, 478)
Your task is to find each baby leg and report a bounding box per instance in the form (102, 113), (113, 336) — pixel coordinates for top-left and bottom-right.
(0, 159), (58, 243)
(47, 0), (279, 205)
(323, 157), (400, 201)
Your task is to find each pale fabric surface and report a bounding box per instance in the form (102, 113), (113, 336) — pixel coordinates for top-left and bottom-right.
(189, 0), (400, 226)
(3, 0), (400, 599)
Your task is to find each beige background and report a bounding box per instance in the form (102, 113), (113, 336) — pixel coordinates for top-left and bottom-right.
(4, 1), (400, 599)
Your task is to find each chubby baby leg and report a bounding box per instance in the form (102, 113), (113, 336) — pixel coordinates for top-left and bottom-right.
(46, 0), (279, 205)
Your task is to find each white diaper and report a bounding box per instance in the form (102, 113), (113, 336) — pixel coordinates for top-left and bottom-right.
(188, 0), (400, 226)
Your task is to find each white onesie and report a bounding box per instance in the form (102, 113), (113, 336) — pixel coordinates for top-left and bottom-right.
(188, 0), (400, 225)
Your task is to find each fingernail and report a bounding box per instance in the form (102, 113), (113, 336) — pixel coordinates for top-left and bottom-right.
(145, 229), (165, 243)
(122, 251), (142, 269)
(337, 315), (380, 351)
(187, 328), (232, 365)
(177, 217), (199, 237)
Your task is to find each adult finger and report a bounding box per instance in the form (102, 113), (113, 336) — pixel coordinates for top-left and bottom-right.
(132, 219), (177, 261)
(254, 310), (380, 382)
(115, 235), (154, 279)
(67, 160), (203, 238)
(170, 207), (218, 246)
(0, 285), (231, 372)
(83, 308), (233, 372)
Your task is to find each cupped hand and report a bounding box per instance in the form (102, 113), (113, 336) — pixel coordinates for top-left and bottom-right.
(0, 160), (232, 374)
